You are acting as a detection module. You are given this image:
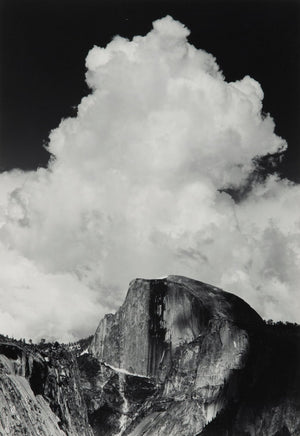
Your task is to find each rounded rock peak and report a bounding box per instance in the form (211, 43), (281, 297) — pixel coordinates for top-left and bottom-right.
(128, 275), (263, 332)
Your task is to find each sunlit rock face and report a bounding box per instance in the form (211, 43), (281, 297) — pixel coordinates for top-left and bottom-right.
(0, 341), (93, 436)
(0, 344), (63, 436)
(89, 276), (263, 435)
(0, 276), (299, 436)
(90, 276), (262, 377)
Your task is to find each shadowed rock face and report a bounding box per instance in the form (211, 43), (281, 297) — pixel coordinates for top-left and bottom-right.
(90, 276), (262, 381)
(0, 276), (299, 436)
(0, 341), (93, 436)
(0, 344), (64, 436)
(89, 276), (265, 435)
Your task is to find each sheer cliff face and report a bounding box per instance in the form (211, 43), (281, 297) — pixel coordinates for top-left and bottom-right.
(89, 276), (264, 435)
(0, 341), (93, 436)
(0, 347), (64, 436)
(0, 276), (299, 436)
(90, 277), (262, 377)
(89, 276), (300, 436)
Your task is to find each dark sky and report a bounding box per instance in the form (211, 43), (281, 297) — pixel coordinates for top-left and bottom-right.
(1, 0), (299, 181)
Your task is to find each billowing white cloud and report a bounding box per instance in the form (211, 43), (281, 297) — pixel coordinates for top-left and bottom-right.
(0, 16), (299, 341)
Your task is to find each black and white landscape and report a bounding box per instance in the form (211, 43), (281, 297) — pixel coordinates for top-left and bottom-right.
(0, 276), (299, 435)
(0, 1), (299, 435)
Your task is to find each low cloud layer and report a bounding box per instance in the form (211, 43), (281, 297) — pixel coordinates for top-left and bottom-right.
(0, 16), (299, 341)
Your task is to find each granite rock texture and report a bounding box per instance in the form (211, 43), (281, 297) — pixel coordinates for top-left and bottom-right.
(90, 276), (262, 376)
(0, 275), (299, 436)
(89, 276), (265, 435)
(0, 341), (93, 436)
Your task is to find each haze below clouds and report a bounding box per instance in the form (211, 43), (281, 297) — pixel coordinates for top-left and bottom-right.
(0, 16), (299, 342)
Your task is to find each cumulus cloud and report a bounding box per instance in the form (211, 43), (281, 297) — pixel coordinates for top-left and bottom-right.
(0, 16), (299, 341)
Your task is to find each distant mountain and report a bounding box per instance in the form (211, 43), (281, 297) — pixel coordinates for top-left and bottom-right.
(0, 276), (299, 435)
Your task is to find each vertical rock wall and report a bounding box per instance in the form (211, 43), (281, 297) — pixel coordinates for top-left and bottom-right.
(0, 276), (297, 436)
(89, 275), (265, 435)
(0, 342), (93, 436)
(90, 276), (261, 382)
(0, 349), (64, 436)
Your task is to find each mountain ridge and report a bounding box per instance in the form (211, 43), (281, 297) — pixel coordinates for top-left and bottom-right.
(0, 276), (299, 435)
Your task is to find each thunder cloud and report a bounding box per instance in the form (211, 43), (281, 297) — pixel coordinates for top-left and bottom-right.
(0, 16), (299, 341)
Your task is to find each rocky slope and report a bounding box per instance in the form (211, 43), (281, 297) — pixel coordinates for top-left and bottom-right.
(0, 339), (93, 436)
(87, 276), (263, 435)
(0, 275), (299, 435)
(87, 276), (300, 436)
